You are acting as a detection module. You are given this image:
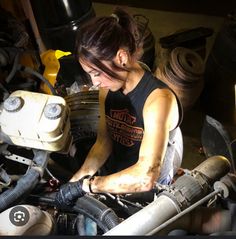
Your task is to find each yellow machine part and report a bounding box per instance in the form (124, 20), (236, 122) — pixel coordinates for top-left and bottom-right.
(40, 50), (71, 94)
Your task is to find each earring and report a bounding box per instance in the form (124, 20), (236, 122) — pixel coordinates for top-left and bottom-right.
(122, 63), (126, 67)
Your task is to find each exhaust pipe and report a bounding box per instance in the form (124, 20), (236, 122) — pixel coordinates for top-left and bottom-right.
(104, 155), (231, 235)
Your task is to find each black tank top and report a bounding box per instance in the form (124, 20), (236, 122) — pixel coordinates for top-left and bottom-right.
(102, 70), (183, 174)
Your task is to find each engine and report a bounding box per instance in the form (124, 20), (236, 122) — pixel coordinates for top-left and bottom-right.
(0, 91), (236, 236)
(0, 4), (236, 236)
(0, 90), (120, 236)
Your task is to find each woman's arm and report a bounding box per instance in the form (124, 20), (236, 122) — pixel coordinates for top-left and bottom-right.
(83, 88), (179, 194)
(70, 88), (112, 182)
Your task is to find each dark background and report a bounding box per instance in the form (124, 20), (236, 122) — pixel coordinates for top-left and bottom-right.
(93, 0), (236, 17)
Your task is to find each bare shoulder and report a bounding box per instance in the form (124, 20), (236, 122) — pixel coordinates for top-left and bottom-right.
(143, 88), (179, 130)
(145, 88), (176, 108)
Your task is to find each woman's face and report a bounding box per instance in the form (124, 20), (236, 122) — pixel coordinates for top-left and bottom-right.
(79, 59), (127, 92)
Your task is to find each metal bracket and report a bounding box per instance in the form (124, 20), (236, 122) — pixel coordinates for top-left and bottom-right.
(4, 153), (33, 166)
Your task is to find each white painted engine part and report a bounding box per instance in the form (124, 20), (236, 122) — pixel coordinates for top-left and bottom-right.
(0, 90), (72, 152)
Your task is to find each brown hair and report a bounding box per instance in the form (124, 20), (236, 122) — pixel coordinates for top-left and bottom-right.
(75, 7), (141, 80)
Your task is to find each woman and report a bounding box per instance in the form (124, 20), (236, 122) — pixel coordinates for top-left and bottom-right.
(55, 7), (183, 206)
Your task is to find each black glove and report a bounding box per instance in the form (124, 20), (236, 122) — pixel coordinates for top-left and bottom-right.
(55, 177), (86, 207)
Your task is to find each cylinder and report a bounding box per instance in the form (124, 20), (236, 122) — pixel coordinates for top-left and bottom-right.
(194, 155), (231, 184)
(104, 195), (180, 235)
(30, 0), (95, 52)
(155, 47), (204, 111)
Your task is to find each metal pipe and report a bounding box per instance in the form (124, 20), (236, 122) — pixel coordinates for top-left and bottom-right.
(104, 194), (180, 235)
(194, 155), (231, 184)
(104, 155), (231, 235)
(147, 188), (222, 235)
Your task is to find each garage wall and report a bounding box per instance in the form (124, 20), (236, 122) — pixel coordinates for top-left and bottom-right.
(92, 0), (236, 17)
